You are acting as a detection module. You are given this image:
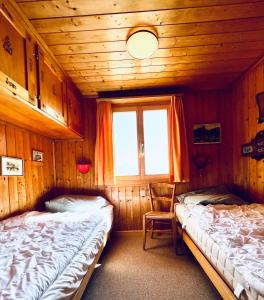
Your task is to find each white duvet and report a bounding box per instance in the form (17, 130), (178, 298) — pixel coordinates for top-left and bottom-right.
(0, 211), (108, 300)
(177, 204), (264, 296)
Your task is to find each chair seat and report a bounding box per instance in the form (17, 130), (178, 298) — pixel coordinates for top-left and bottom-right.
(145, 211), (175, 220)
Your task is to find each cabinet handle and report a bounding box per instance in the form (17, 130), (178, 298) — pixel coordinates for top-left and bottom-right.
(29, 57), (33, 72)
(52, 84), (57, 96)
(5, 77), (16, 90)
(3, 36), (12, 55)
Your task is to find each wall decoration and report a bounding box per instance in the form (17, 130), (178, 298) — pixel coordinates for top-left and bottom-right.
(241, 130), (264, 160)
(192, 153), (209, 176)
(32, 150), (43, 162)
(76, 163), (92, 174)
(241, 143), (254, 157)
(256, 92), (264, 123)
(1, 156), (23, 176)
(193, 123), (221, 144)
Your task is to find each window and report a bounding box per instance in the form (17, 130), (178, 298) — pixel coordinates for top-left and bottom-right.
(113, 111), (138, 176)
(113, 104), (169, 183)
(143, 109), (169, 175)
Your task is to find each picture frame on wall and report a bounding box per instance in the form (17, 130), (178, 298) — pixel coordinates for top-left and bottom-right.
(0, 156), (23, 176)
(32, 150), (43, 162)
(256, 92), (264, 123)
(193, 123), (221, 144)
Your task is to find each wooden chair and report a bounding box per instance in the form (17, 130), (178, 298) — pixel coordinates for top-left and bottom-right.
(143, 183), (177, 250)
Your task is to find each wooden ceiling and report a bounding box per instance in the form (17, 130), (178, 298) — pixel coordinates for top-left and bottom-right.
(16, 0), (264, 97)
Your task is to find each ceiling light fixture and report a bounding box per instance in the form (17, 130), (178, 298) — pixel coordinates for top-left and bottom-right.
(126, 30), (158, 60)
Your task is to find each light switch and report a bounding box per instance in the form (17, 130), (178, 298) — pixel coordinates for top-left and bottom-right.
(140, 190), (146, 197)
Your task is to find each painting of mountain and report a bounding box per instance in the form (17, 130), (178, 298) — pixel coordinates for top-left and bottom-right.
(193, 123), (221, 144)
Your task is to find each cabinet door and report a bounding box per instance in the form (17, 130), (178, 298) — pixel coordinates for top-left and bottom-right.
(26, 34), (38, 106)
(67, 83), (84, 136)
(38, 50), (67, 124)
(0, 9), (27, 98)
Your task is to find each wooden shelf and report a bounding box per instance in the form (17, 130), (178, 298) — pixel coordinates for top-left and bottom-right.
(0, 85), (83, 140)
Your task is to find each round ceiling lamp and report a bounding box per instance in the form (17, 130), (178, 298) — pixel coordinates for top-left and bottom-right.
(126, 30), (158, 60)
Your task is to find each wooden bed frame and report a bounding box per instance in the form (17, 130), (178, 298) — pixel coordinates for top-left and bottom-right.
(180, 228), (238, 300)
(72, 230), (111, 300)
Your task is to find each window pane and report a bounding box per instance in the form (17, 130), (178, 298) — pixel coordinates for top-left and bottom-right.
(143, 109), (169, 175)
(113, 111), (139, 176)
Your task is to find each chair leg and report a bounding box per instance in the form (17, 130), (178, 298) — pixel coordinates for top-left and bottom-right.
(151, 220), (155, 239)
(143, 215), (147, 250)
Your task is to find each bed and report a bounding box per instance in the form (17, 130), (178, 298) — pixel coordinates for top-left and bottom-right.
(0, 195), (113, 300)
(175, 203), (264, 300)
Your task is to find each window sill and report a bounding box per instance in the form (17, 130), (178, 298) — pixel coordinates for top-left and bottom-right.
(112, 175), (169, 186)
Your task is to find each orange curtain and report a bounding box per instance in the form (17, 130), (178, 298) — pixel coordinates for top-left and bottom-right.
(168, 95), (190, 182)
(95, 101), (114, 186)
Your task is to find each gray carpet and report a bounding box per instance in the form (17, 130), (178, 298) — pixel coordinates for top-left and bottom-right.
(82, 232), (221, 300)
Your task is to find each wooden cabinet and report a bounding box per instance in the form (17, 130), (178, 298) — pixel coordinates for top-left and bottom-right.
(26, 34), (38, 106)
(67, 82), (84, 136)
(0, 0), (83, 139)
(0, 8), (28, 100)
(38, 50), (67, 124)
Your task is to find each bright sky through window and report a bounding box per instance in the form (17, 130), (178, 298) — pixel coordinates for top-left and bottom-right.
(143, 109), (169, 175)
(113, 111), (139, 176)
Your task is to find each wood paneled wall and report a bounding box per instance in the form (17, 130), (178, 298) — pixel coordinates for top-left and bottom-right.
(54, 90), (233, 230)
(0, 122), (55, 219)
(232, 59), (264, 204)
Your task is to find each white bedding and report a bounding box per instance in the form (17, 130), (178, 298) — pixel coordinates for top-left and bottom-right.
(0, 208), (112, 300)
(175, 203), (264, 299)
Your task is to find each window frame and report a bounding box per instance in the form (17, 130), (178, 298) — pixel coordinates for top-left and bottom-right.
(112, 102), (170, 185)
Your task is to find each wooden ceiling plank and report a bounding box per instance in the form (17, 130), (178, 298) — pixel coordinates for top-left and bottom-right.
(67, 58), (254, 78)
(30, 2), (264, 34)
(40, 17), (264, 46)
(48, 29), (264, 55)
(56, 41), (264, 63)
(75, 73), (241, 91)
(14, 0), (264, 95)
(70, 65), (250, 83)
(17, 0), (263, 19)
(61, 51), (263, 71)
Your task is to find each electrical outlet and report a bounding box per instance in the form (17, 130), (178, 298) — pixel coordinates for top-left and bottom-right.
(140, 190), (146, 197)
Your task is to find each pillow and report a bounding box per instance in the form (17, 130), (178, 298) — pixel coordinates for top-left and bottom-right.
(45, 195), (110, 213)
(176, 185), (230, 203)
(176, 185), (247, 205)
(183, 193), (247, 206)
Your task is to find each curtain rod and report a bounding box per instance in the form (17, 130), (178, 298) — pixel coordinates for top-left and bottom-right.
(97, 93), (184, 102)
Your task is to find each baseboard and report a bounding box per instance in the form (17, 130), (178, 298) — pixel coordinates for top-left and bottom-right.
(113, 230), (142, 235)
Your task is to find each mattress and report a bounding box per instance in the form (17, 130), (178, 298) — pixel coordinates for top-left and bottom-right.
(175, 203), (264, 300)
(0, 206), (113, 300)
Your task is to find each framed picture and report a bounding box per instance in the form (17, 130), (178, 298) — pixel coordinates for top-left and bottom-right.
(256, 92), (264, 123)
(1, 156), (23, 176)
(32, 150), (43, 162)
(193, 123), (221, 144)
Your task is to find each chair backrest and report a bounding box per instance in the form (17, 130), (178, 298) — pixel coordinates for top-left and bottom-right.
(148, 182), (176, 212)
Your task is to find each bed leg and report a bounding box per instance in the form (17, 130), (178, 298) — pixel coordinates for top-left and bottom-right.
(172, 218), (177, 253)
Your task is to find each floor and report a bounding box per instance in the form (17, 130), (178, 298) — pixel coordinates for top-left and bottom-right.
(82, 232), (221, 300)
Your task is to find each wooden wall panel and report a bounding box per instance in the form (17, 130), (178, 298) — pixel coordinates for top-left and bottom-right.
(232, 59), (264, 204)
(0, 122), (55, 219)
(54, 90), (233, 230)
(54, 101), (97, 196)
